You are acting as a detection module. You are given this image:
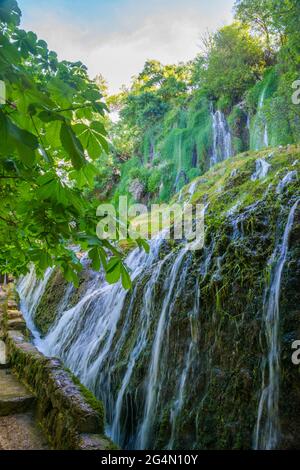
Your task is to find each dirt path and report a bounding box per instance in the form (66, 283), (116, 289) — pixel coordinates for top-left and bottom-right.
(0, 412), (48, 450)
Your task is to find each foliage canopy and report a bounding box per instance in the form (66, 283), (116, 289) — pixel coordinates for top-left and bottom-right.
(0, 0), (134, 288)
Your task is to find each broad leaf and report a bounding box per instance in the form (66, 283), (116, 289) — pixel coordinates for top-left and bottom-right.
(60, 122), (86, 169)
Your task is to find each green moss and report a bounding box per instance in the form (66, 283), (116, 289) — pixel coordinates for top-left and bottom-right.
(69, 371), (105, 425)
(34, 269), (68, 335)
(113, 96), (213, 203)
(17, 145), (300, 450)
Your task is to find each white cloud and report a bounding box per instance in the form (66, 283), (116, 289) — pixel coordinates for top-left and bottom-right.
(19, 1), (234, 93)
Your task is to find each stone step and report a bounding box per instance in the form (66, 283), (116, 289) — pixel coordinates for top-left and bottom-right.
(0, 291), (6, 302)
(0, 341), (9, 369)
(7, 310), (23, 320)
(7, 300), (18, 309)
(0, 370), (35, 416)
(6, 318), (27, 333)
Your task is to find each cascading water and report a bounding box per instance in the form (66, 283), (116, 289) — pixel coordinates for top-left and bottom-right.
(210, 109), (233, 167)
(263, 124), (269, 148)
(110, 259), (165, 445)
(261, 86), (269, 148)
(251, 158), (271, 181)
(188, 180), (198, 199)
(276, 171), (298, 194)
(17, 234), (195, 449)
(16, 171), (300, 450)
(137, 247), (189, 449)
(36, 246), (154, 386)
(18, 267), (53, 349)
(167, 279), (200, 450)
(254, 199), (299, 450)
(250, 84), (269, 151)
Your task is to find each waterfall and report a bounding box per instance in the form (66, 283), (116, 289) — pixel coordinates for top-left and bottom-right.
(251, 84), (269, 151)
(246, 114), (251, 132)
(17, 267), (53, 348)
(36, 246), (155, 392)
(16, 192), (299, 450)
(136, 247), (189, 449)
(18, 234), (196, 449)
(276, 171), (298, 194)
(167, 279), (200, 449)
(251, 158), (271, 181)
(254, 199), (299, 450)
(188, 180), (198, 200)
(258, 85), (267, 109)
(110, 259), (165, 445)
(18, 266), (53, 319)
(210, 109), (233, 167)
(263, 123), (269, 148)
(167, 342), (193, 448)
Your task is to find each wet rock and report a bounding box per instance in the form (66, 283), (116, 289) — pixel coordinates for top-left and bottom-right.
(7, 318), (27, 333)
(129, 178), (145, 201)
(276, 171), (298, 194)
(251, 158), (271, 181)
(78, 433), (118, 450)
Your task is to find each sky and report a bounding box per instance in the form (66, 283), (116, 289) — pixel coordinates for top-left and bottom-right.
(18, 0), (234, 94)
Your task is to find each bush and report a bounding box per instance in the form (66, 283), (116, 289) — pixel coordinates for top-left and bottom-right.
(148, 169), (162, 194)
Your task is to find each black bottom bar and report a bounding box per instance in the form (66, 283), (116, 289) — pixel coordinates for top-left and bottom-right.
(0, 450), (299, 466)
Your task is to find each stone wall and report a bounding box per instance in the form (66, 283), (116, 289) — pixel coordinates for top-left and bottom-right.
(0, 283), (117, 450)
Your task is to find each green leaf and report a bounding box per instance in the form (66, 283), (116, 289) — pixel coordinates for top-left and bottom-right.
(7, 118), (38, 149)
(12, 29), (37, 57)
(136, 238), (150, 253)
(92, 101), (108, 115)
(60, 122), (86, 169)
(0, 33), (20, 63)
(63, 266), (79, 287)
(38, 110), (65, 123)
(105, 256), (121, 284)
(0, 0), (21, 26)
(0, 111), (38, 166)
(70, 162), (98, 188)
(121, 265), (132, 290)
(78, 234), (101, 247)
(44, 120), (63, 148)
(73, 121), (109, 159)
(38, 251), (52, 270)
(47, 77), (76, 106)
(37, 178), (76, 208)
(98, 246), (108, 270)
(36, 179), (56, 199)
(89, 247), (101, 271)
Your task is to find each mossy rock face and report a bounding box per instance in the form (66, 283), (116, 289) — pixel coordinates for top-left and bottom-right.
(34, 270), (69, 335)
(277, 210), (300, 449)
(25, 146), (300, 450)
(34, 265), (95, 335)
(105, 147), (300, 450)
(68, 371), (105, 426)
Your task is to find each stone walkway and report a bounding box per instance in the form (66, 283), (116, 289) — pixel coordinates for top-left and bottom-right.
(0, 288), (49, 450)
(0, 413), (48, 450)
